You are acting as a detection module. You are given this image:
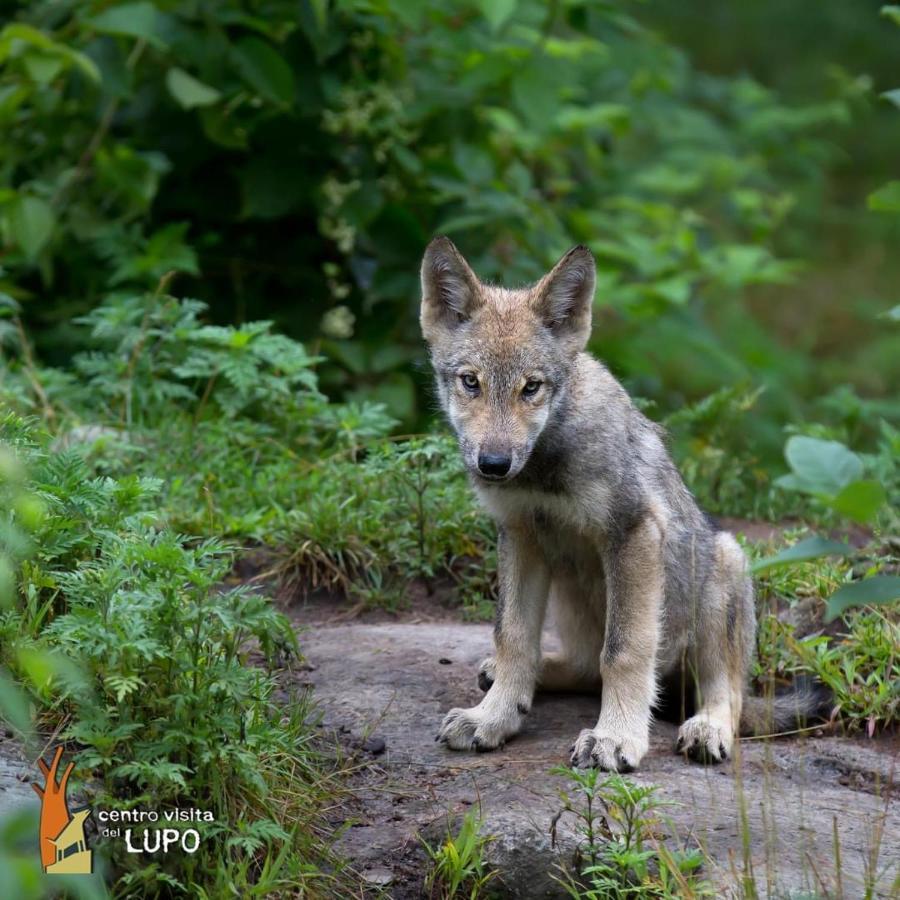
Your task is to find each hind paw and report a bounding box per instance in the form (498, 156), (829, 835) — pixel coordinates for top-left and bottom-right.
(477, 657), (495, 692)
(676, 715), (734, 764)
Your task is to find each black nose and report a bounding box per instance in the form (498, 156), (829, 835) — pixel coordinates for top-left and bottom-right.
(478, 452), (512, 477)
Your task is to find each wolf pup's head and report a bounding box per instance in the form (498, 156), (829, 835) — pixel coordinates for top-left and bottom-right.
(420, 237), (595, 484)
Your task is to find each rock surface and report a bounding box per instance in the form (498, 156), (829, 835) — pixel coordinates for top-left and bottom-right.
(299, 619), (899, 898)
(0, 731), (35, 819)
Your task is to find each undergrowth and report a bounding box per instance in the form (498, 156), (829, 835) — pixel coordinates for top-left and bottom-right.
(551, 766), (713, 899)
(0, 412), (345, 896)
(0, 284), (897, 900)
(421, 809), (499, 900)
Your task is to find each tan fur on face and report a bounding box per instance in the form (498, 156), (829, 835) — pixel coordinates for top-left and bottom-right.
(420, 239), (595, 480)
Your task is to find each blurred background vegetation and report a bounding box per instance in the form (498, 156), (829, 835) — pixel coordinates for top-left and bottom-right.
(0, 1), (898, 896)
(2, 0), (897, 444)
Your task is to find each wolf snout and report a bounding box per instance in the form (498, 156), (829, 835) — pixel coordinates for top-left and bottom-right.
(477, 450), (512, 478)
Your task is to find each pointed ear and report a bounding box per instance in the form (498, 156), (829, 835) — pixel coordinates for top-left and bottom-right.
(532, 245), (595, 351)
(420, 237), (482, 341)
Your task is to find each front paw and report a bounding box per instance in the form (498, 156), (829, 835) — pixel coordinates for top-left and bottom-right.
(436, 706), (518, 752)
(676, 714), (733, 764)
(570, 726), (648, 773)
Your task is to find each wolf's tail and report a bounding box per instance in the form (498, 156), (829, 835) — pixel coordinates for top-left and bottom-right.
(739, 677), (832, 736)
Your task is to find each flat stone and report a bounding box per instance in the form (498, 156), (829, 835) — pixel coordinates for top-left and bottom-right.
(301, 621), (899, 898)
(0, 733), (35, 819)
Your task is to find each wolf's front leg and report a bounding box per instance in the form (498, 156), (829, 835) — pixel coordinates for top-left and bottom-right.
(571, 517), (663, 772)
(438, 528), (549, 751)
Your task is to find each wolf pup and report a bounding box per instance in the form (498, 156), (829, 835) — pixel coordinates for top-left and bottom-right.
(420, 237), (821, 772)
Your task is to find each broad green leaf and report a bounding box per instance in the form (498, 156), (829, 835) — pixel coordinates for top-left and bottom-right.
(477, 0), (517, 30)
(780, 436), (862, 496)
(825, 575), (900, 622)
(867, 181), (900, 213)
(7, 195), (55, 260)
(882, 88), (900, 109)
(23, 51), (63, 84)
(0, 23), (57, 59)
(830, 480), (886, 523)
(88, 2), (169, 50)
(881, 5), (900, 26)
(0, 23), (100, 82)
(233, 37), (294, 105)
(751, 535), (852, 574)
(166, 67), (221, 109)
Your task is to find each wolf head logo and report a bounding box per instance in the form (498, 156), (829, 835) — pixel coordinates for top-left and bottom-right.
(420, 237), (596, 483)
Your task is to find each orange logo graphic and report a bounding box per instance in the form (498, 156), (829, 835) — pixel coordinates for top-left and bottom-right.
(32, 746), (93, 874)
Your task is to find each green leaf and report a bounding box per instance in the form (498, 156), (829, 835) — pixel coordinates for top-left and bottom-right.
(88, 2), (169, 49)
(166, 67), (221, 110)
(867, 181), (900, 213)
(779, 436), (863, 496)
(881, 5), (900, 26)
(751, 535), (852, 574)
(825, 575), (900, 622)
(0, 24), (100, 82)
(882, 88), (900, 109)
(477, 0), (517, 30)
(7, 195), (55, 260)
(233, 37), (294, 105)
(23, 51), (63, 84)
(830, 480), (886, 523)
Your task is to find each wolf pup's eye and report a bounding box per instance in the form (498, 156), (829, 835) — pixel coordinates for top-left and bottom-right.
(522, 379), (543, 398)
(460, 373), (480, 392)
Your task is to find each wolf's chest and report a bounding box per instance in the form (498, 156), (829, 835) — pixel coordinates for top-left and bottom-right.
(476, 483), (605, 576)
(536, 518), (603, 581)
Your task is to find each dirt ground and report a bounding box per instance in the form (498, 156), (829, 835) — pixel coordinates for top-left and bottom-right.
(282, 571), (898, 898)
(1, 520), (896, 898)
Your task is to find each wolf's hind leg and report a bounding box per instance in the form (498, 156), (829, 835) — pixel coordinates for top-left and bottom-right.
(677, 532), (754, 764)
(478, 653), (600, 693)
(540, 576), (603, 691)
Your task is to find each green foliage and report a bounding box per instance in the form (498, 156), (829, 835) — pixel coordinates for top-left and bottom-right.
(268, 434), (495, 609)
(72, 291), (322, 424)
(1, 0), (893, 443)
(663, 386), (778, 517)
(751, 534), (899, 733)
(790, 608), (898, 734)
(825, 576), (900, 623)
(756, 605), (898, 735)
(765, 431), (899, 621)
(776, 436), (886, 524)
(752, 535), (852, 574)
(0, 807), (108, 900)
(0, 414), (338, 895)
(422, 808), (498, 900)
(551, 766), (713, 898)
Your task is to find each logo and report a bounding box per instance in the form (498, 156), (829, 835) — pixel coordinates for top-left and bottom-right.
(32, 746), (93, 874)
